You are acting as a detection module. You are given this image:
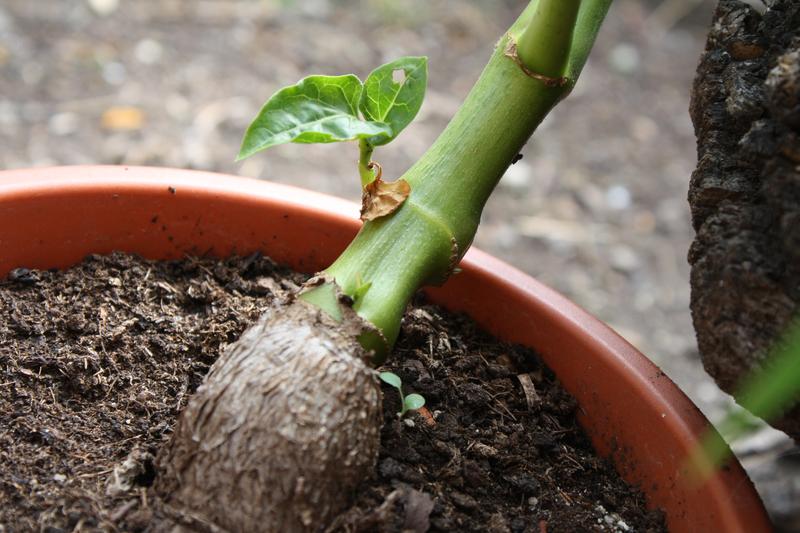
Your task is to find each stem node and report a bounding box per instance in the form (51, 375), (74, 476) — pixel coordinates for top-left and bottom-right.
(504, 39), (569, 88)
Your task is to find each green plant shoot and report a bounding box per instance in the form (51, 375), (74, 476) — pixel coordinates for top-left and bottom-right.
(379, 371), (426, 417)
(238, 56), (427, 187)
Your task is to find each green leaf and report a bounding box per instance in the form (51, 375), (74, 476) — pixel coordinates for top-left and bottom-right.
(403, 393), (426, 412)
(379, 371), (402, 389)
(359, 56), (428, 146)
(238, 74), (392, 160)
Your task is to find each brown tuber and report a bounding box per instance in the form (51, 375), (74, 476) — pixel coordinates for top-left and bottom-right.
(156, 297), (382, 531)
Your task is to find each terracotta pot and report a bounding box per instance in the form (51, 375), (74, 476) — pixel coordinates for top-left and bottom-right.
(0, 166), (770, 532)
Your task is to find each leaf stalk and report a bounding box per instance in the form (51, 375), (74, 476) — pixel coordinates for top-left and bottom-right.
(358, 139), (376, 186)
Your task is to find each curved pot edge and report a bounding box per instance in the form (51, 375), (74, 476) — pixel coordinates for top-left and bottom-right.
(0, 165), (771, 532)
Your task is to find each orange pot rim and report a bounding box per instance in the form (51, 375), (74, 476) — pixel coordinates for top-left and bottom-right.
(0, 165), (771, 532)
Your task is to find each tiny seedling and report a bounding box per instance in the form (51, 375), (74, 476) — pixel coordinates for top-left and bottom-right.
(379, 371), (426, 417)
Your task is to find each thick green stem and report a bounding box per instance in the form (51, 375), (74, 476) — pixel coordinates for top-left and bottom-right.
(305, 0), (611, 362)
(358, 139), (375, 186)
(517, 0), (581, 78)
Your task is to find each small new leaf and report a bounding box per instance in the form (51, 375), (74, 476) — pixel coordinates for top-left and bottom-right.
(238, 74), (392, 160)
(379, 371), (402, 389)
(403, 393), (426, 412)
(359, 56), (428, 146)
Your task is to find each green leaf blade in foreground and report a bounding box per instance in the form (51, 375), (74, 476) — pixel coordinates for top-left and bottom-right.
(359, 56), (428, 146)
(238, 74), (392, 160)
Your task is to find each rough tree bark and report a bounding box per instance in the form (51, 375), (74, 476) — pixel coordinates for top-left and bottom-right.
(689, 0), (800, 440)
(155, 295), (382, 532)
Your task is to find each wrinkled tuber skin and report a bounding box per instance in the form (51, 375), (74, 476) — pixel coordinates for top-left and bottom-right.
(689, 0), (800, 440)
(156, 297), (382, 532)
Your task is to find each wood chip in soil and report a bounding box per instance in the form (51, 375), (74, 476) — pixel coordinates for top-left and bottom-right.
(0, 253), (665, 532)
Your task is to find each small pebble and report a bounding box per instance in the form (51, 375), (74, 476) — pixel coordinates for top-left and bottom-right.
(134, 39), (163, 65)
(608, 244), (640, 273)
(606, 184), (632, 210)
(48, 112), (79, 136)
(102, 62), (127, 85)
(87, 0), (119, 16)
(608, 43), (640, 74)
(500, 160), (532, 189)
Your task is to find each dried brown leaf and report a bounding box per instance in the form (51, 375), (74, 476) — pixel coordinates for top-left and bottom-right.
(360, 177), (411, 221)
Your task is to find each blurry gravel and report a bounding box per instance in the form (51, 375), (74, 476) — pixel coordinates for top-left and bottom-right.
(0, 0), (796, 528)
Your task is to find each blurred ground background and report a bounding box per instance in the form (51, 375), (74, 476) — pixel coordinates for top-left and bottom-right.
(0, 0), (797, 529)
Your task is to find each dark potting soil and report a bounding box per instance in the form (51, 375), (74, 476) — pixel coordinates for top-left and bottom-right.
(0, 253), (665, 532)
